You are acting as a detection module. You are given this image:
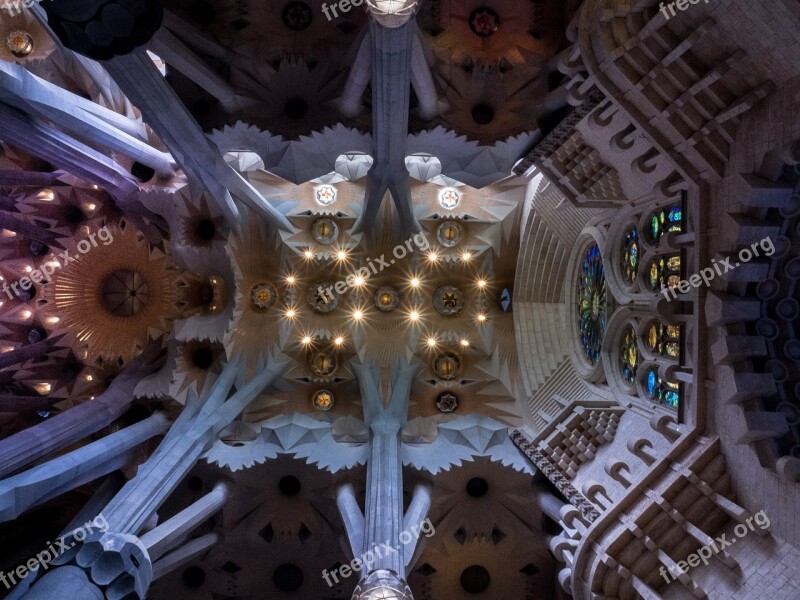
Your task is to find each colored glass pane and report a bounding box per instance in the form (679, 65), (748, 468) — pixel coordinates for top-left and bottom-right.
(576, 243), (607, 366)
(644, 367), (680, 409)
(621, 227), (639, 286)
(647, 206), (683, 243)
(619, 325), (638, 386)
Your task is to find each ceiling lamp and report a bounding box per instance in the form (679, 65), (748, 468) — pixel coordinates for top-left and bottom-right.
(365, 0), (418, 28)
(439, 188), (461, 210)
(351, 570), (413, 600)
(434, 352), (462, 381)
(309, 351), (338, 378)
(315, 185), (337, 206)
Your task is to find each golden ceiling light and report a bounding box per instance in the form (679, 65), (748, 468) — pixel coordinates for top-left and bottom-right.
(285, 308), (297, 319)
(461, 251), (472, 261)
(353, 275), (366, 287)
(353, 309), (364, 321)
(6, 30), (34, 58)
(37, 189), (54, 201)
(426, 337), (437, 348)
(334, 336), (345, 346)
(336, 249), (348, 261)
(409, 310), (420, 322)
(410, 277), (421, 288)
(427, 251), (439, 262)
(477, 278), (488, 289)
(285, 275), (297, 285)
(20, 310), (31, 319)
(304, 249), (315, 259)
(460, 339), (470, 348)
(301, 335), (313, 345)
(476, 313), (487, 323)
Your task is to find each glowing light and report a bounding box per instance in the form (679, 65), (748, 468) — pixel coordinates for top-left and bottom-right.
(354, 275), (366, 287)
(336, 250), (348, 261)
(315, 185), (337, 206)
(304, 249), (315, 259)
(38, 189), (55, 201)
(285, 308), (297, 319)
(301, 336), (313, 345)
(334, 336), (345, 346)
(2, 229), (16, 237)
(461, 252), (472, 261)
(460, 339), (470, 348)
(21, 310), (31, 319)
(92, 185), (99, 190)
(286, 275), (297, 285)
(86, 203), (96, 211)
(409, 310), (420, 322)
(353, 309), (364, 321)
(410, 277), (421, 288)
(476, 313), (487, 323)
(85, 375), (93, 381)
(46, 316), (60, 324)
(34, 383), (51, 395)
(24, 265), (32, 273)
(426, 337), (437, 348)
(439, 188), (461, 210)
(477, 279), (487, 289)
(427, 251), (439, 262)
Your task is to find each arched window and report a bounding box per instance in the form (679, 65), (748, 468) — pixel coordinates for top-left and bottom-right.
(619, 324), (639, 386)
(576, 243), (607, 366)
(644, 367), (680, 409)
(646, 254), (681, 290)
(645, 321), (682, 360)
(620, 226), (639, 287)
(647, 205), (682, 244)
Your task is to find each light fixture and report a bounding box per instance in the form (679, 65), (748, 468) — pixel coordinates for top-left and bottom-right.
(301, 335), (313, 345)
(409, 310), (420, 322)
(285, 308), (297, 319)
(313, 389), (335, 411)
(315, 184), (337, 206)
(34, 383), (51, 395)
(439, 188), (461, 210)
(477, 279), (487, 289)
(6, 30), (35, 59)
(24, 265), (32, 273)
(461, 252), (472, 261)
(21, 310), (31, 319)
(460, 339), (470, 348)
(427, 251), (439, 262)
(410, 277), (421, 288)
(334, 336), (345, 346)
(426, 337), (437, 348)
(46, 316), (60, 324)
(336, 249), (348, 261)
(354, 275), (366, 287)
(353, 309), (364, 321)
(304, 249), (315, 259)
(86, 203), (96, 211)
(37, 189), (54, 202)
(286, 275), (297, 285)
(476, 313), (487, 323)
(86, 374), (93, 381)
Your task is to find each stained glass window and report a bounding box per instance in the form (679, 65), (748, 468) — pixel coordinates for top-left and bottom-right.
(647, 254), (681, 290)
(646, 321), (681, 359)
(577, 243), (607, 366)
(621, 227), (639, 286)
(645, 368), (680, 409)
(648, 206), (683, 244)
(619, 325), (638, 386)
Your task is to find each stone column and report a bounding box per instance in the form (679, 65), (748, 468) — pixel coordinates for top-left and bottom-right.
(0, 343), (163, 478)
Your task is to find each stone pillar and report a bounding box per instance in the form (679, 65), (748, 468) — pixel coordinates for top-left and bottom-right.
(336, 483), (365, 558)
(140, 481), (229, 561)
(0, 344), (163, 478)
(0, 412), (169, 522)
(20, 566), (103, 600)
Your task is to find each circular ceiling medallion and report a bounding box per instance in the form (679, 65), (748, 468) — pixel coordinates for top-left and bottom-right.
(250, 282), (278, 310)
(374, 286), (401, 312)
(102, 270), (149, 317)
(315, 185), (337, 206)
(436, 391), (458, 413)
(308, 281), (339, 313)
(439, 188), (461, 210)
(309, 351), (338, 378)
(313, 389), (335, 411)
(437, 220), (463, 247)
(282, 1), (313, 31)
(433, 284), (465, 316)
(434, 352), (462, 381)
(469, 7), (500, 38)
(6, 30), (34, 58)
(312, 218), (339, 245)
